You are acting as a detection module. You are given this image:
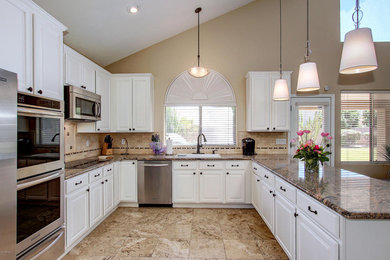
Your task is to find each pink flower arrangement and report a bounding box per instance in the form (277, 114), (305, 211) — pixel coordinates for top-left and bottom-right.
(292, 130), (332, 167)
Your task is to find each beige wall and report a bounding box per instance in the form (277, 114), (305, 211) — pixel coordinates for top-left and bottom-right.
(105, 0), (390, 178)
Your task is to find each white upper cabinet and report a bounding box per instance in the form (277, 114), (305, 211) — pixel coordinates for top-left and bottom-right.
(64, 45), (96, 92)
(33, 12), (64, 100)
(0, 0), (66, 100)
(111, 74), (154, 133)
(0, 0), (32, 93)
(96, 69), (111, 132)
(246, 71), (291, 132)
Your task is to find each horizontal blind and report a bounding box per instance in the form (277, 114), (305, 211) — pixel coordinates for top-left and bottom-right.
(202, 106), (236, 145)
(341, 92), (390, 162)
(165, 106), (199, 145)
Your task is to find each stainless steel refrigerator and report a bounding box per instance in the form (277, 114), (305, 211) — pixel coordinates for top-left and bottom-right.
(0, 68), (17, 259)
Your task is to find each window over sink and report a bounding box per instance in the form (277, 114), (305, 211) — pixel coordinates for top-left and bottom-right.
(165, 70), (236, 146)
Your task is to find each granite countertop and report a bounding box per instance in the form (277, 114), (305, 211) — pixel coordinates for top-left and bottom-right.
(65, 154), (390, 220)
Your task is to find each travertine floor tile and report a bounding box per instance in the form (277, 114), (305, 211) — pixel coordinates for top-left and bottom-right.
(189, 239), (226, 258)
(63, 207), (286, 260)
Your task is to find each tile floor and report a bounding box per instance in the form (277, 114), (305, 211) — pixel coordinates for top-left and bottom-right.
(63, 208), (288, 260)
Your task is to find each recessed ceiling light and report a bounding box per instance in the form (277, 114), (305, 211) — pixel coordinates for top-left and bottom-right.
(128, 6), (138, 14)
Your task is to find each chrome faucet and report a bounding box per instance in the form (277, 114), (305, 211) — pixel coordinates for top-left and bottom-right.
(195, 133), (207, 154)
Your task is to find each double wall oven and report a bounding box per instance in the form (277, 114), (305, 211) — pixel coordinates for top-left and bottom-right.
(16, 93), (65, 259)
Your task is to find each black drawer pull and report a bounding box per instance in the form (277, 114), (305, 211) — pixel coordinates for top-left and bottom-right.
(264, 175), (269, 179)
(75, 181), (82, 186)
(253, 167), (258, 170)
(280, 186), (286, 192)
(231, 164), (239, 167)
(207, 164), (215, 167)
(94, 174), (100, 177)
(308, 206), (318, 215)
(181, 164), (188, 167)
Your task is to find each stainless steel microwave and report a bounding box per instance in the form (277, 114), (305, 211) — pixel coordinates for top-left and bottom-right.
(64, 85), (101, 121)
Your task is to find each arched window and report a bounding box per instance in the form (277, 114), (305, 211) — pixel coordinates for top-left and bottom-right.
(165, 70), (236, 146)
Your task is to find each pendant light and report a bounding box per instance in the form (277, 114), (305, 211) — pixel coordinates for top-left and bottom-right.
(296, 0), (320, 92)
(188, 7), (209, 78)
(273, 0), (289, 101)
(339, 0), (377, 74)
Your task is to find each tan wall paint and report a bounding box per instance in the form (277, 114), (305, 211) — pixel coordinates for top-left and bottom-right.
(105, 0), (390, 178)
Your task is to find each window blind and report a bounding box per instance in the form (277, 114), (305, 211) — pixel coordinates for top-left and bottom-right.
(165, 106), (236, 146)
(341, 92), (390, 162)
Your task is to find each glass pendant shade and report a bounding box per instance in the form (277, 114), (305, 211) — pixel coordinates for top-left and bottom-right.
(339, 28), (377, 74)
(188, 66), (209, 78)
(297, 62), (320, 92)
(273, 79), (289, 101)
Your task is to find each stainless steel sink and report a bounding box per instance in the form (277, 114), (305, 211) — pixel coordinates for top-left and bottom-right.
(174, 154), (221, 159)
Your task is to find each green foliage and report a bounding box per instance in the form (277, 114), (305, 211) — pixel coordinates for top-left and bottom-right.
(299, 111), (323, 142)
(341, 129), (361, 145)
(165, 107), (199, 141)
(341, 110), (361, 129)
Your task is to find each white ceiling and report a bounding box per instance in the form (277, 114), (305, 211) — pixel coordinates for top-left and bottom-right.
(33, 0), (254, 67)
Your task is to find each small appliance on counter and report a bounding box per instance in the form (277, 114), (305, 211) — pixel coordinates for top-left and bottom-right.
(102, 135), (113, 155)
(242, 137), (256, 155)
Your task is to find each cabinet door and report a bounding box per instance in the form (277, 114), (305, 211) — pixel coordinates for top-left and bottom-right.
(275, 194), (296, 260)
(0, 0), (32, 93)
(225, 170), (245, 203)
(82, 62), (95, 92)
(113, 162), (120, 206)
(103, 174), (114, 215)
(66, 188), (89, 247)
(173, 170), (198, 203)
(114, 78), (133, 132)
(199, 170), (224, 203)
(132, 77), (152, 132)
(261, 181), (274, 233)
(33, 13), (63, 100)
(64, 47), (83, 87)
(270, 73), (290, 131)
(296, 210), (338, 260)
(252, 173), (261, 213)
(119, 161), (137, 202)
(96, 70), (111, 132)
(89, 181), (104, 227)
(249, 75), (270, 131)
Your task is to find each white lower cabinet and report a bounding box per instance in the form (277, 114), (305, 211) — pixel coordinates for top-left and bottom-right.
(261, 181), (275, 233)
(103, 174), (114, 214)
(199, 170), (224, 203)
(274, 193), (296, 260)
(173, 170), (198, 203)
(119, 161), (137, 202)
(89, 180), (104, 227)
(66, 187), (89, 247)
(296, 210), (338, 260)
(225, 170), (245, 203)
(251, 172), (260, 211)
(113, 162), (120, 206)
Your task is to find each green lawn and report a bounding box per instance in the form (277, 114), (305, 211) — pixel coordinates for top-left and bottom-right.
(341, 147), (370, 162)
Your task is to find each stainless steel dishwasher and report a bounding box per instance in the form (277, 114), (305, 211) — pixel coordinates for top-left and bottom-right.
(138, 161), (172, 206)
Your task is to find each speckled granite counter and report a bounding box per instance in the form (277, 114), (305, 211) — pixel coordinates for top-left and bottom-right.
(65, 154), (390, 220)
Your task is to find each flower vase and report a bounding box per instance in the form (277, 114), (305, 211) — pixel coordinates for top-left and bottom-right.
(304, 159), (319, 174)
(149, 142), (166, 155)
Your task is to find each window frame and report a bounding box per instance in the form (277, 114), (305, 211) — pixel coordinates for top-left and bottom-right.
(164, 104), (237, 147)
(340, 91), (390, 164)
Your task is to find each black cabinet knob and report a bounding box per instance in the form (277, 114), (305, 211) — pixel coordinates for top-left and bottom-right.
(97, 128), (100, 131)
(132, 162), (135, 165)
(101, 181), (104, 184)
(294, 213), (299, 217)
(133, 128), (135, 131)
(193, 172), (196, 175)
(267, 127), (270, 130)
(257, 179), (260, 182)
(27, 87), (33, 92)
(86, 188), (90, 192)
(273, 193), (276, 197)
(200, 172), (203, 175)
(226, 172), (229, 175)
(105, 179), (108, 182)
(129, 128), (131, 131)
(37, 90), (43, 94)
(273, 127), (276, 130)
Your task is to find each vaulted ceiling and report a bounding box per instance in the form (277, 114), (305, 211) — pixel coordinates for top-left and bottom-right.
(33, 0), (254, 66)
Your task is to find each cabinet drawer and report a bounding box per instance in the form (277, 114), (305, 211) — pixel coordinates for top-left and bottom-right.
(173, 161), (197, 170)
(275, 177), (297, 203)
(103, 164), (114, 176)
(252, 162), (261, 177)
(297, 191), (340, 238)
(89, 168), (103, 183)
(226, 161), (249, 170)
(259, 167), (274, 187)
(66, 173), (89, 194)
(199, 161), (224, 170)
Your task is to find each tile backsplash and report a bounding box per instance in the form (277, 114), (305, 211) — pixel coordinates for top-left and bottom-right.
(64, 122), (289, 162)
